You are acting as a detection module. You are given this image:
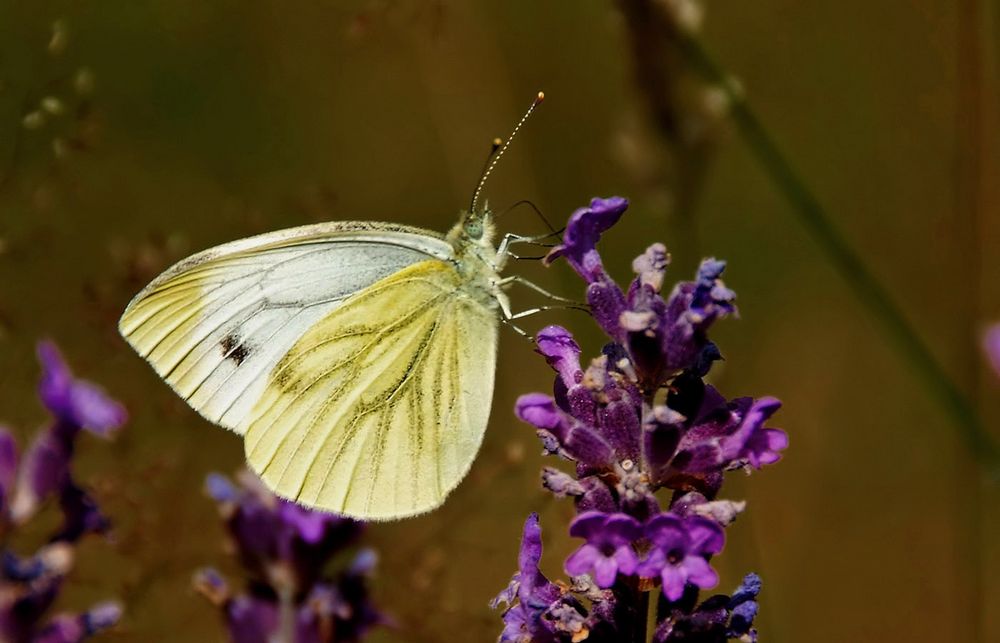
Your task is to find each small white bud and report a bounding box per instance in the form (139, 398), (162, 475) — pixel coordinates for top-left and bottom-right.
(40, 96), (64, 116)
(22, 111), (46, 130)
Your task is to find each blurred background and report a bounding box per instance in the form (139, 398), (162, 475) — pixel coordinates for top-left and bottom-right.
(1, 1), (999, 641)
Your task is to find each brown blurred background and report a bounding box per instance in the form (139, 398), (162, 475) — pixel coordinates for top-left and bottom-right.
(1, 1), (999, 641)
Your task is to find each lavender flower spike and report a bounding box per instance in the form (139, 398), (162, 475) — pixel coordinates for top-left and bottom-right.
(0, 341), (125, 642)
(197, 471), (383, 642)
(564, 511), (642, 588)
(499, 196), (788, 641)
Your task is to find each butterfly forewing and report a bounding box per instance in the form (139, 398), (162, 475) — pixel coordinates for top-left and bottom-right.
(119, 222), (454, 433)
(243, 259), (498, 520)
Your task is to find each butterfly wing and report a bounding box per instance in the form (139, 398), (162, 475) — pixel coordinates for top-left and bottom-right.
(119, 222), (454, 432)
(243, 258), (499, 520)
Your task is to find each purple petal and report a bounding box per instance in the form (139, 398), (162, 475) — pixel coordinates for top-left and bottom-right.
(603, 513), (643, 543)
(33, 616), (85, 643)
(720, 397), (785, 467)
(644, 514), (689, 550)
(592, 555), (619, 588)
(682, 555), (719, 590)
(568, 511), (608, 540)
(347, 548), (378, 576)
(685, 516), (725, 554)
(612, 545), (640, 576)
(227, 595), (278, 643)
(82, 601), (122, 634)
(637, 546), (666, 579)
(564, 544), (601, 578)
(545, 196), (628, 281)
(515, 393), (563, 430)
(206, 473), (239, 503)
(660, 563), (687, 601)
(536, 326), (584, 388)
(516, 395), (614, 467)
(193, 567), (231, 604)
(0, 428), (18, 513)
(277, 501), (330, 544)
(517, 513), (561, 606)
(37, 342), (127, 436)
(56, 481), (110, 540)
(11, 432), (69, 523)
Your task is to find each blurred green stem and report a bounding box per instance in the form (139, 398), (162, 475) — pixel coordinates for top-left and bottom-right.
(678, 33), (1000, 473)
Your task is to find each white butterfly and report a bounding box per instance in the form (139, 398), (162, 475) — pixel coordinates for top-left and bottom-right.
(119, 95), (550, 520)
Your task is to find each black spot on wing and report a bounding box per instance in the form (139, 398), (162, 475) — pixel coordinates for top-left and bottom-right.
(220, 334), (251, 366)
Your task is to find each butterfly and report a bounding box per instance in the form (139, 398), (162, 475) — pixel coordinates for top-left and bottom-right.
(119, 94), (549, 520)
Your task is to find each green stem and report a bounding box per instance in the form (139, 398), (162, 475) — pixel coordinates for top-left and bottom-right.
(635, 586), (650, 643)
(678, 33), (1000, 474)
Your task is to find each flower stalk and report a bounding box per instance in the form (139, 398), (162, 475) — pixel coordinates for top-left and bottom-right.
(674, 30), (1000, 474)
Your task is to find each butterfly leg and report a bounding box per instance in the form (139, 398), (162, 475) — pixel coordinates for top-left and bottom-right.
(500, 318), (532, 340)
(496, 275), (582, 306)
(495, 230), (563, 266)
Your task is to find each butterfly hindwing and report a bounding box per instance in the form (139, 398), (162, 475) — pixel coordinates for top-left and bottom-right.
(118, 222), (454, 433)
(243, 259), (499, 520)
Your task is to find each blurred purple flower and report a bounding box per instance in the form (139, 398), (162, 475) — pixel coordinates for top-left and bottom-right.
(37, 342), (127, 438)
(495, 197), (785, 641)
(0, 341), (124, 642)
(197, 471), (383, 642)
(984, 324), (1000, 380)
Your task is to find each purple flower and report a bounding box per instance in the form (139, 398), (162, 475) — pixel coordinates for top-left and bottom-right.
(670, 395), (788, 480)
(493, 514), (599, 643)
(197, 471), (383, 642)
(0, 342), (125, 642)
(719, 397), (788, 468)
(536, 325), (584, 390)
(564, 511), (642, 587)
(515, 394), (615, 468)
(546, 198), (630, 342)
(37, 342), (127, 437)
(640, 514), (725, 601)
(546, 196), (629, 282)
(984, 323), (1000, 380)
(499, 196), (787, 641)
(33, 602), (123, 643)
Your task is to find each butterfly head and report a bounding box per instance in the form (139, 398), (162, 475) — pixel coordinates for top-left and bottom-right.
(449, 206), (495, 249)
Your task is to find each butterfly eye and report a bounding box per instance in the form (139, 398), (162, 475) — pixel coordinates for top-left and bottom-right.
(465, 219), (483, 240)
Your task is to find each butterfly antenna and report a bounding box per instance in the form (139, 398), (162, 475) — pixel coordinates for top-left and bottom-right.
(479, 137), (504, 179)
(470, 91), (544, 214)
(499, 199), (557, 234)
